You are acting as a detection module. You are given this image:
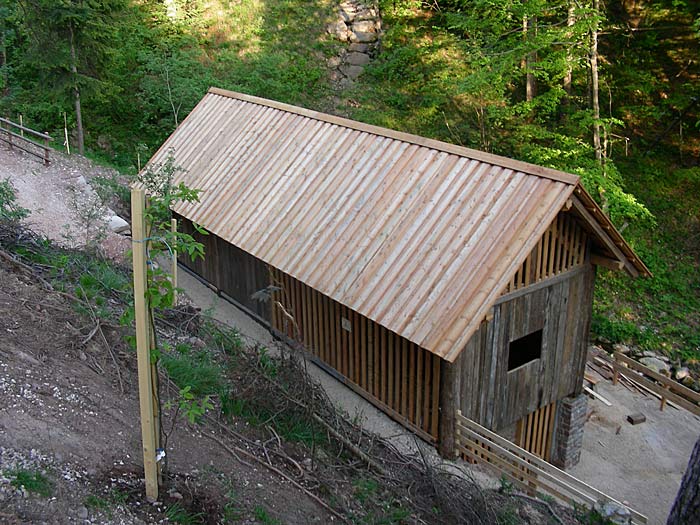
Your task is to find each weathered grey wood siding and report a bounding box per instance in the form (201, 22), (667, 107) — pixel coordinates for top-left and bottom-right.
(456, 264), (595, 431)
(177, 215), (272, 322)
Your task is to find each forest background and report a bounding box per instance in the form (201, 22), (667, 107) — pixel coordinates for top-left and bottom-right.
(1, 0), (699, 364)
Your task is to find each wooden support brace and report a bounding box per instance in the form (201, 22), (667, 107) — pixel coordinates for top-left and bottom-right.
(590, 254), (624, 271)
(660, 385), (670, 411)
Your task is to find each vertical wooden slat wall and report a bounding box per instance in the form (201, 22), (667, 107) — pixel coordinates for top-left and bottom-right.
(504, 212), (589, 294)
(176, 216), (272, 322)
(270, 268), (441, 442)
(514, 401), (557, 461)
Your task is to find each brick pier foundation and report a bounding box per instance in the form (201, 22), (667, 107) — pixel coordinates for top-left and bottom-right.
(551, 393), (587, 469)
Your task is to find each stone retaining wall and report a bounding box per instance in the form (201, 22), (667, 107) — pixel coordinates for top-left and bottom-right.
(326, 1), (382, 87)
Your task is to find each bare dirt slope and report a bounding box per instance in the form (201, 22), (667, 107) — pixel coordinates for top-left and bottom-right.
(0, 146), (129, 261)
(0, 145), (333, 523)
(0, 263), (333, 524)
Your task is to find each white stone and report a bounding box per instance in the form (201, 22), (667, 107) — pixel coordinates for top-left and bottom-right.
(675, 366), (690, 381)
(326, 20), (348, 41)
(107, 215), (130, 234)
(327, 56), (342, 69)
(349, 31), (378, 43)
(340, 64), (364, 80)
(348, 43), (370, 53)
(596, 501), (632, 525)
(352, 20), (377, 33)
(612, 343), (630, 354)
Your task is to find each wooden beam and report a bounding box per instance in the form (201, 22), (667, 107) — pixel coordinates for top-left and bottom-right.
(495, 265), (588, 305)
(584, 386), (612, 406)
(571, 197), (639, 277)
(131, 188), (159, 502)
(590, 254), (624, 271)
(615, 352), (700, 403)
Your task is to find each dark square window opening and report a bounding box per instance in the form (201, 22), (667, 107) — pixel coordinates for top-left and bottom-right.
(507, 329), (543, 371)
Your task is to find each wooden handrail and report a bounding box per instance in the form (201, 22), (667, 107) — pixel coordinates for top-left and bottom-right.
(0, 117), (52, 140)
(456, 411), (648, 524)
(0, 117), (52, 165)
(613, 352), (700, 415)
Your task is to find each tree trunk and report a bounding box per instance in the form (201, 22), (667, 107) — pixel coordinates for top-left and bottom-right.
(69, 22), (85, 156)
(1, 47), (7, 97)
(523, 15), (536, 102)
(667, 436), (700, 524)
(590, 0), (602, 163)
(563, 3), (575, 99)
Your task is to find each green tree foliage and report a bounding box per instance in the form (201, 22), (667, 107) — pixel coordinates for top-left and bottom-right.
(0, 0), (696, 356)
(9, 0), (133, 153)
(358, 1), (652, 228)
(2, 0), (337, 166)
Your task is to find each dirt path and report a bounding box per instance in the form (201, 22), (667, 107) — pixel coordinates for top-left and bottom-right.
(0, 145), (130, 261)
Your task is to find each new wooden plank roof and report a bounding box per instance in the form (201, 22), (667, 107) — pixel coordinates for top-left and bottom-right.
(149, 88), (648, 362)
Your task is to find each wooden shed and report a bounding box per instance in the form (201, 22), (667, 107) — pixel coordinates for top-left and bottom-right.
(151, 88), (649, 465)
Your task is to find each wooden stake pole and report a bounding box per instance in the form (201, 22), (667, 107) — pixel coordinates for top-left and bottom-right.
(63, 112), (70, 155)
(660, 385), (670, 411)
(171, 218), (178, 306)
(131, 188), (159, 502)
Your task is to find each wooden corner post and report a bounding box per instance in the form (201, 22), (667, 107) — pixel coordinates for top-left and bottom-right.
(438, 357), (459, 459)
(131, 188), (159, 502)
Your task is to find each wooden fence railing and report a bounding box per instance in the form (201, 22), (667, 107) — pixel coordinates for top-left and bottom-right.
(612, 352), (700, 416)
(0, 117), (52, 165)
(456, 411), (647, 524)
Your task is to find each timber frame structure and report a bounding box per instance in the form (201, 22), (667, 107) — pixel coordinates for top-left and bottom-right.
(153, 88), (649, 463)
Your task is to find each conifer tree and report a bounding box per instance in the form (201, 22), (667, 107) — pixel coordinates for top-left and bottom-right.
(15, 0), (128, 154)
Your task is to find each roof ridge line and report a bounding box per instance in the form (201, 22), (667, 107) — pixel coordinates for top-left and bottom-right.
(207, 87), (580, 186)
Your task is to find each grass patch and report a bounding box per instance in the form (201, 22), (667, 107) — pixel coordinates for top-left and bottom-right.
(8, 469), (52, 497)
(352, 477), (412, 524)
(165, 502), (205, 525)
(160, 349), (227, 399)
(253, 505), (280, 525)
(85, 494), (111, 511)
(593, 159), (700, 361)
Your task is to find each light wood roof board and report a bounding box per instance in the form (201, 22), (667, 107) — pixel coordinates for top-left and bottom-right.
(148, 88), (647, 362)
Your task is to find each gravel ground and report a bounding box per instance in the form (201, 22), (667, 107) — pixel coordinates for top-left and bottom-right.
(570, 378), (700, 525)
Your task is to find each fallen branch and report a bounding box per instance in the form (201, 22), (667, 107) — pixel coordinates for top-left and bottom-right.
(202, 430), (351, 524)
(79, 285), (124, 394)
(246, 358), (388, 476)
(512, 493), (565, 525)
